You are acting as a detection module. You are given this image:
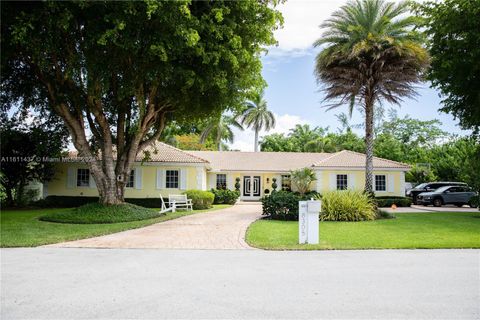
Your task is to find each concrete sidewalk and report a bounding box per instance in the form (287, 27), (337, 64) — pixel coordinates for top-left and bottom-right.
(2, 248), (479, 319)
(46, 202), (262, 249)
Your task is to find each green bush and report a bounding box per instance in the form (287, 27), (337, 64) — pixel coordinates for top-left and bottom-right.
(210, 189), (240, 204)
(261, 190), (311, 221)
(33, 196), (167, 208)
(375, 196), (412, 207)
(319, 190), (376, 221)
(39, 202), (161, 224)
(184, 190), (214, 210)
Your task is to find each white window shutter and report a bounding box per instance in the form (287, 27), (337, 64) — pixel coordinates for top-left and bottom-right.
(89, 172), (96, 188)
(315, 171), (322, 193)
(329, 173), (336, 190)
(348, 174), (355, 190)
(135, 167), (142, 189)
(227, 174), (234, 190)
(208, 174), (215, 190)
(387, 174), (395, 192)
(67, 167), (75, 189)
(156, 169), (163, 189)
(180, 168), (187, 190)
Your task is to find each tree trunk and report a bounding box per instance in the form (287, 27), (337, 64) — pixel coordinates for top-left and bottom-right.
(254, 129), (259, 152)
(364, 100), (375, 194)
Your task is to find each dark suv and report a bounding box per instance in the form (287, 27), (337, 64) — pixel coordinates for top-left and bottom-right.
(406, 182), (467, 205)
(416, 185), (478, 207)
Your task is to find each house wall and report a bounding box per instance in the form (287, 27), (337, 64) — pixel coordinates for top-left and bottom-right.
(315, 169), (405, 196)
(47, 163), (406, 199)
(46, 163), (207, 198)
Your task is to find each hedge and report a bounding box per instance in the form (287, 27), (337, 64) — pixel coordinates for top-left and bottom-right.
(210, 189), (240, 204)
(261, 191), (316, 221)
(35, 196), (168, 208)
(375, 196), (412, 207)
(183, 190), (214, 210)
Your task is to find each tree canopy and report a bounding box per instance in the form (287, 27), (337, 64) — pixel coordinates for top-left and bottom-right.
(1, 1), (282, 204)
(416, 0), (480, 133)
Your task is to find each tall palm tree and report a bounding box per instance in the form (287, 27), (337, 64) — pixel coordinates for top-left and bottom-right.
(314, 0), (429, 193)
(199, 114), (243, 151)
(240, 90), (276, 152)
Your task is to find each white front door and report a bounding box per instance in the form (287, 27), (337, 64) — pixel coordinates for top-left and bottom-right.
(242, 175), (261, 200)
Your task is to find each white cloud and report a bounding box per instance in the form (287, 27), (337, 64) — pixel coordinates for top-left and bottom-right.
(229, 113), (310, 151)
(266, 0), (340, 57)
(266, 0), (407, 57)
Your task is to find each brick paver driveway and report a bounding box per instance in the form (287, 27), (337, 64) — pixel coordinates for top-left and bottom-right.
(48, 202), (262, 249)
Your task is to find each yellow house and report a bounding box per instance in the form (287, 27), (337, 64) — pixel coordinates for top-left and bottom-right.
(45, 142), (410, 200)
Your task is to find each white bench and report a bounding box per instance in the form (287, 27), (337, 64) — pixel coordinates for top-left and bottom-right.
(159, 194), (193, 213)
(168, 194), (193, 211)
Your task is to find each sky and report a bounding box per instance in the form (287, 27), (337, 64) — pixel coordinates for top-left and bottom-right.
(229, 0), (470, 151)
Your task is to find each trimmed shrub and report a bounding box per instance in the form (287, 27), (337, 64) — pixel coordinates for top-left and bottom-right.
(39, 202), (161, 224)
(184, 190), (214, 209)
(211, 189), (240, 204)
(319, 190), (376, 221)
(33, 196), (167, 208)
(261, 190), (308, 221)
(375, 196), (412, 208)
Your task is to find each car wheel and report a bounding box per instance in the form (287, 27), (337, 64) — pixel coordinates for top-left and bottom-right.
(469, 201), (479, 208)
(433, 198), (443, 207)
(456, 203), (464, 207)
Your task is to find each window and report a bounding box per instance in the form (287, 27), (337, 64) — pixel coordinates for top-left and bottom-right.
(165, 170), (179, 189)
(77, 169), (90, 187)
(216, 174), (227, 190)
(336, 174), (348, 190)
(375, 175), (386, 191)
(126, 170), (135, 188)
(281, 175), (291, 191)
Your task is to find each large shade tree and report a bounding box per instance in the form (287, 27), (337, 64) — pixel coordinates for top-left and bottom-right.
(415, 0), (480, 133)
(314, 0), (429, 193)
(239, 89), (276, 152)
(1, 1), (282, 204)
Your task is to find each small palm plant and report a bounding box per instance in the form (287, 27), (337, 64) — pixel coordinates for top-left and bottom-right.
(200, 114), (243, 151)
(239, 89), (275, 152)
(314, 0), (429, 193)
(290, 168), (317, 196)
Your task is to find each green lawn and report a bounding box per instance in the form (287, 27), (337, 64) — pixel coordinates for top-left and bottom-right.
(1, 205), (231, 247)
(246, 211), (480, 250)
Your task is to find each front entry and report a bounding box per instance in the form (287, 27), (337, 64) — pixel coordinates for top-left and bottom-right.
(242, 175), (261, 200)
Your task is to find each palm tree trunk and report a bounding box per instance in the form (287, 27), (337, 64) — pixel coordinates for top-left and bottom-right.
(364, 100), (374, 194)
(254, 129), (259, 152)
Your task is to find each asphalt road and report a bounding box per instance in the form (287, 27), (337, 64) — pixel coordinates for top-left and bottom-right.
(1, 248), (479, 319)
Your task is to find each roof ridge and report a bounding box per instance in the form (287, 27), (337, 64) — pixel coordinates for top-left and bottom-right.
(154, 141), (210, 163)
(314, 149), (410, 168)
(312, 150), (344, 166)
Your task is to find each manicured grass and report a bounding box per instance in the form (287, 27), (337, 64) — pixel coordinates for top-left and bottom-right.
(1, 204), (231, 247)
(246, 211), (480, 250)
(40, 202), (162, 224)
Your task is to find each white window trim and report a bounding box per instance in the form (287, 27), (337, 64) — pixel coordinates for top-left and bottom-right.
(216, 174), (227, 190)
(374, 174), (387, 192)
(165, 169), (180, 189)
(126, 170), (135, 188)
(336, 174), (348, 190)
(76, 168), (90, 188)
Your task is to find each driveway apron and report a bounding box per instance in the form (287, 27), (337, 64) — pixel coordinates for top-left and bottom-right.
(46, 202), (262, 249)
